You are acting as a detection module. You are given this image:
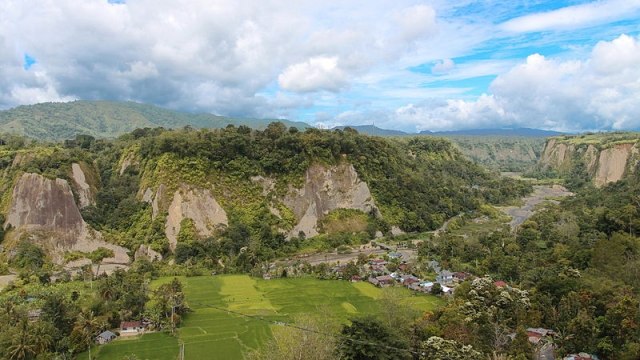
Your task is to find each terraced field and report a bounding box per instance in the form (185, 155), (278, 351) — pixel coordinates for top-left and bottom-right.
(88, 275), (443, 359)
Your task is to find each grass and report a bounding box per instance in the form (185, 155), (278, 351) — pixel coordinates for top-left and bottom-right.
(78, 332), (179, 360)
(90, 275), (444, 359)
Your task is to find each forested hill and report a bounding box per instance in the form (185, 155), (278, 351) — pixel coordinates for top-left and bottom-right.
(0, 125), (531, 268)
(0, 101), (309, 141)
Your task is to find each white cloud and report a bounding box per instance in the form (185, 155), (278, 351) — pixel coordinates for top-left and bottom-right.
(0, 0), (440, 112)
(380, 34), (640, 132)
(395, 5), (437, 42)
(278, 56), (348, 93)
(501, 0), (640, 33)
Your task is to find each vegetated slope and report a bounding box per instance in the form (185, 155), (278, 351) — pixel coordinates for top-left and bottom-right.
(330, 126), (549, 171)
(534, 132), (640, 187)
(0, 125), (531, 270)
(443, 136), (546, 172)
(0, 101), (309, 141)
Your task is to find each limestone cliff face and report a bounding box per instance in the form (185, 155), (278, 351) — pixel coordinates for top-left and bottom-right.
(4, 173), (129, 264)
(283, 163), (378, 238)
(540, 137), (639, 187)
(164, 186), (228, 250)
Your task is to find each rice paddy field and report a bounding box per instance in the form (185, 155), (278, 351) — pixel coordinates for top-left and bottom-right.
(87, 275), (444, 360)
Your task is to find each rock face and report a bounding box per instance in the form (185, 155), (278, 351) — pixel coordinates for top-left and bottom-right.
(4, 173), (129, 264)
(594, 143), (634, 187)
(70, 163), (94, 208)
(134, 244), (162, 261)
(165, 186), (228, 250)
(283, 163), (378, 238)
(540, 138), (639, 187)
(540, 139), (573, 169)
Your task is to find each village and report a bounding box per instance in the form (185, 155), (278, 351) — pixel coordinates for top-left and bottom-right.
(263, 240), (599, 360)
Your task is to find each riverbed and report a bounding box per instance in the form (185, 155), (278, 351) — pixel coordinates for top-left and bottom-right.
(500, 184), (573, 229)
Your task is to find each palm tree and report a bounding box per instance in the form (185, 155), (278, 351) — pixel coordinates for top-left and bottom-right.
(8, 320), (37, 360)
(31, 321), (53, 354)
(73, 311), (101, 360)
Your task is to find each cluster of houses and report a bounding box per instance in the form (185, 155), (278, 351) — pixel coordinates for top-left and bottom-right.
(365, 257), (469, 295)
(95, 320), (146, 345)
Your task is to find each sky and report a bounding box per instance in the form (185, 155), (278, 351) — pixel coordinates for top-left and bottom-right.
(1, 1), (640, 132)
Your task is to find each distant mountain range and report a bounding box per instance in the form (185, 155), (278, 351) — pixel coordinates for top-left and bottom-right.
(0, 100), (563, 141)
(0, 101), (309, 141)
(333, 125), (564, 137)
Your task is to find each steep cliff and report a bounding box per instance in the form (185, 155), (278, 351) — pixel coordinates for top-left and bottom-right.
(3, 173), (129, 264)
(282, 163), (378, 238)
(164, 186), (228, 250)
(539, 133), (640, 187)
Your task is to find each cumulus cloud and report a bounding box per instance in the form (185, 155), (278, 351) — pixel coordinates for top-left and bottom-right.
(0, 0), (439, 114)
(278, 57), (348, 92)
(380, 34), (640, 132)
(501, 0), (640, 33)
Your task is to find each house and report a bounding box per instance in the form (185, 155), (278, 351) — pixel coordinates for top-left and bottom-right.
(494, 280), (507, 288)
(262, 273), (271, 280)
(368, 277), (380, 286)
(351, 275), (362, 282)
(399, 274), (419, 284)
(408, 282), (422, 291)
(375, 275), (395, 287)
(369, 259), (387, 266)
(436, 270), (454, 285)
(120, 321), (145, 336)
(397, 263), (409, 272)
(453, 272), (470, 282)
(388, 252), (403, 260)
(96, 330), (117, 345)
(526, 328), (555, 344)
(419, 281), (434, 290)
(441, 285), (453, 295)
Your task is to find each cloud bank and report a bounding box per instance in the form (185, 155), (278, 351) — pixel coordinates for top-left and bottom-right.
(1, 1), (639, 132)
(333, 34), (640, 132)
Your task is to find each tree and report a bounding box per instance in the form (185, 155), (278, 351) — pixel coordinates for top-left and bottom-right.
(337, 316), (411, 360)
(248, 316), (338, 360)
(7, 320), (37, 360)
(88, 247), (114, 278)
(419, 336), (483, 360)
(71, 311), (101, 359)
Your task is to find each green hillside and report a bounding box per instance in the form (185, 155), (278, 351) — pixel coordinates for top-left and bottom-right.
(0, 101), (309, 141)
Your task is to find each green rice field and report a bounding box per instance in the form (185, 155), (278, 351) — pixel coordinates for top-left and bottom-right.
(87, 275), (444, 360)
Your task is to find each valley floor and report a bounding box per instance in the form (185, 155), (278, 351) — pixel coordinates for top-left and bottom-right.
(84, 275), (443, 360)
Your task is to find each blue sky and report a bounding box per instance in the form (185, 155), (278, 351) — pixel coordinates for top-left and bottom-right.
(2, 0), (640, 131)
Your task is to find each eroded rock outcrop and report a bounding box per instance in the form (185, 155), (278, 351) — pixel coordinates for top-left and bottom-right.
(4, 173), (129, 264)
(540, 137), (639, 187)
(283, 163), (378, 238)
(70, 163), (95, 208)
(134, 244), (162, 261)
(540, 139), (573, 169)
(165, 186), (228, 250)
(594, 143), (635, 187)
